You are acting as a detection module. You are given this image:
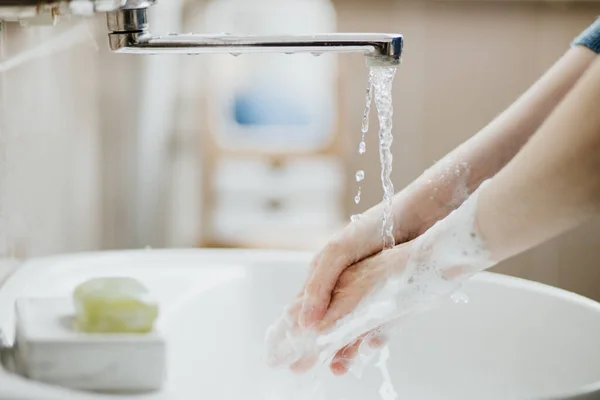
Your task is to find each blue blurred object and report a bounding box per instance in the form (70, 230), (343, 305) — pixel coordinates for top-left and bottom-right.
(233, 90), (311, 126)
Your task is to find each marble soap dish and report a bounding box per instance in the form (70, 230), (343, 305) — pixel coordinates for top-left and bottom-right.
(11, 297), (166, 393)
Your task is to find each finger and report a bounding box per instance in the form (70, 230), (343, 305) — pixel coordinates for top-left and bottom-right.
(290, 352), (319, 374)
(265, 298), (305, 368)
(299, 239), (354, 329)
(265, 316), (295, 367)
(330, 326), (390, 376)
(316, 245), (406, 334)
(315, 281), (365, 333)
(368, 322), (394, 348)
(314, 255), (383, 333)
(300, 217), (384, 329)
(331, 326), (386, 367)
(367, 334), (387, 349)
(282, 296), (303, 328)
(330, 337), (364, 375)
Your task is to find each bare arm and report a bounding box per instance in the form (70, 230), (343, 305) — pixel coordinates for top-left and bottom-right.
(395, 46), (597, 235)
(299, 45), (597, 329)
(478, 56), (600, 262)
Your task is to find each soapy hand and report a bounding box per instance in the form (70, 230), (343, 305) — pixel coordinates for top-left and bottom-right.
(313, 244), (411, 375)
(266, 182), (495, 376)
(266, 242), (413, 375)
(265, 187), (449, 375)
(298, 167), (470, 338)
(265, 217), (398, 374)
(298, 200), (418, 328)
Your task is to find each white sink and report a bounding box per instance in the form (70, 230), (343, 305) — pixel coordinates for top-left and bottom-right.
(0, 249), (599, 400)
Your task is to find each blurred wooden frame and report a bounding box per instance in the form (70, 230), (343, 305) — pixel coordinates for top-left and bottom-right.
(198, 65), (349, 249)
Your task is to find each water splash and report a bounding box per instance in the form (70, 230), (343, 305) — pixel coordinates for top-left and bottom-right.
(451, 291), (470, 304)
(375, 346), (398, 400)
(372, 67), (397, 249)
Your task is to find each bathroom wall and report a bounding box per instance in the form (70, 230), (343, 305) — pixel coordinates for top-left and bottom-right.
(333, 0), (600, 299)
(0, 21), (102, 258)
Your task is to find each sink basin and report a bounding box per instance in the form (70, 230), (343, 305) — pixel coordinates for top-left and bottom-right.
(0, 249), (599, 399)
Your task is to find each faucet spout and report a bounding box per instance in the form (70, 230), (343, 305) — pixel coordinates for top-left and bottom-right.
(107, 8), (403, 65)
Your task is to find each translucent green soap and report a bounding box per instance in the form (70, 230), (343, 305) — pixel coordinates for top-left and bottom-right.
(73, 277), (158, 333)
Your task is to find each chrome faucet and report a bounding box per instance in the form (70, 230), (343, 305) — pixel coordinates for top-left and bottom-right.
(0, 0), (403, 65)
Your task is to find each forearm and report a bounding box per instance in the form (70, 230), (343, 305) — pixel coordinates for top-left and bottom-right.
(477, 57), (600, 262)
(391, 46), (597, 240)
(309, 38), (597, 311)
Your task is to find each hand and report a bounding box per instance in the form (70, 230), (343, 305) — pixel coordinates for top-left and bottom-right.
(298, 163), (471, 331)
(266, 183), (491, 375)
(315, 244), (411, 375)
(312, 243), (409, 333)
(266, 160), (476, 374)
(266, 242), (413, 375)
(298, 198), (418, 330)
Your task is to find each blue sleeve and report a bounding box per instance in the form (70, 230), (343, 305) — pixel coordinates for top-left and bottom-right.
(572, 17), (600, 54)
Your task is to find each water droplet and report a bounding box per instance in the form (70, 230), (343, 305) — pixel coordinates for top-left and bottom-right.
(354, 186), (362, 204)
(230, 52), (242, 57)
(311, 52), (323, 57)
(355, 170), (365, 182)
(451, 291), (469, 304)
(351, 214), (361, 223)
(361, 118), (369, 134)
(358, 141), (366, 155)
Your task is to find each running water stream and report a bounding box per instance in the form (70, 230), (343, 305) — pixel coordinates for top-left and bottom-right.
(372, 66), (397, 249)
(352, 66), (397, 250)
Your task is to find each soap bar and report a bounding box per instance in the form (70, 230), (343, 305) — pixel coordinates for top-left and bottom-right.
(14, 297), (166, 392)
(74, 277), (158, 333)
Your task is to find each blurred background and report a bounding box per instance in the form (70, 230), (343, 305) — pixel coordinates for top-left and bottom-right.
(0, 0), (600, 299)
